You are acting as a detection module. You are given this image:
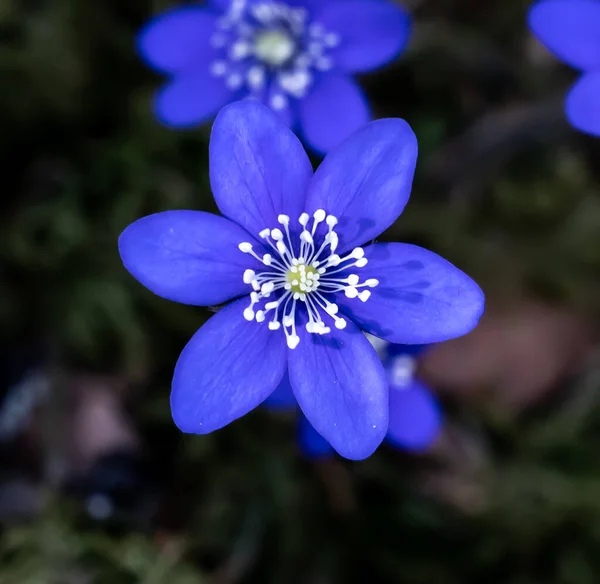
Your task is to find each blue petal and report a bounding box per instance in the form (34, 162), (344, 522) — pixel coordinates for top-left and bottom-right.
(137, 6), (219, 74)
(387, 343), (430, 358)
(304, 118), (417, 254)
(386, 380), (442, 452)
(299, 73), (370, 155)
(528, 0), (600, 71)
(298, 414), (335, 459)
(336, 243), (485, 344)
(316, 0), (411, 73)
(210, 100), (313, 237)
(261, 373), (297, 411)
(288, 319), (388, 460)
(171, 298), (288, 433)
(118, 211), (260, 306)
(154, 68), (234, 128)
(565, 72), (600, 136)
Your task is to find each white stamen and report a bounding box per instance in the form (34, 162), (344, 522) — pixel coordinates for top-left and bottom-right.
(238, 211), (377, 348)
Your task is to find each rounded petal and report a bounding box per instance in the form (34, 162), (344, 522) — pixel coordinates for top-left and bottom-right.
(298, 414), (335, 459)
(299, 74), (370, 155)
(386, 380), (442, 452)
(119, 211), (260, 306)
(288, 320), (388, 460)
(137, 7), (219, 74)
(304, 118), (417, 253)
(387, 343), (430, 357)
(154, 68), (234, 128)
(316, 0), (411, 73)
(210, 100), (313, 237)
(171, 298), (287, 433)
(262, 374), (297, 411)
(336, 243), (485, 344)
(565, 72), (600, 136)
(528, 0), (600, 70)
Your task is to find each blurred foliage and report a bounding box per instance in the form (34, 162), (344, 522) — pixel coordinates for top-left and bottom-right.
(1, 0), (600, 582)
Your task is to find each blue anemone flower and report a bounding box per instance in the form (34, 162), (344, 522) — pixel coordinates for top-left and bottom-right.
(118, 100), (484, 460)
(265, 341), (442, 459)
(528, 0), (600, 136)
(137, 0), (411, 153)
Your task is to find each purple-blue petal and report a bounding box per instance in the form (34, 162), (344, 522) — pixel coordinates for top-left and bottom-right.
(209, 100), (313, 237)
(299, 73), (370, 155)
(288, 319), (388, 460)
(262, 373), (297, 411)
(316, 0), (411, 73)
(528, 0), (600, 71)
(171, 298), (287, 434)
(298, 414), (335, 459)
(118, 211), (260, 306)
(386, 380), (442, 452)
(565, 72), (600, 136)
(336, 243), (485, 344)
(137, 6), (219, 74)
(304, 118), (417, 254)
(154, 67), (235, 128)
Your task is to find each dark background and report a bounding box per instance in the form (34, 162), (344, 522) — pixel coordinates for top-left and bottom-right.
(1, 0), (600, 582)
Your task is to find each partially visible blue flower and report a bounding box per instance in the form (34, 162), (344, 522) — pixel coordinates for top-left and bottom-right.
(137, 0), (411, 153)
(264, 340), (442, 459)
(118, 100), (484, 460)
(528, 0), (600, 136)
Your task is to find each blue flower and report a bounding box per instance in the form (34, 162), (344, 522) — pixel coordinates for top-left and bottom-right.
(137, 0), (411, 153)
(118, 100), (484, 460)
(528, 0), (600, 136)
(265, 341), (442, 459)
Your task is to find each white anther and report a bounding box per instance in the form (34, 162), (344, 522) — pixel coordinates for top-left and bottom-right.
(365, 279), (379, 287)
(300, 231), (313, 244)
(243, 308), (255, 321)
(278, 214), (290, 225)
(299, 213), (310, 226)
(358, 290), (371, 302)
(226, 73), (243, 89)
(269, 321), (281, 330)
(326, 231), (338, 252)
(287, 335), (300, 349)
(230, 41), (251, 60)
(271, 228), (283, 241)
(239, 242), (253, 253)
(335, 318), (347, 329)
(259, 228), (270, 238)
(261, 282), (275, 294)
(210, 61), (228, 76)
(324, 33), (340, 47)
(327, 255), (341, 267)
(247, 66), (265, 90)
(256, 311), (266, 323)
(355, 258), (368, 267)
(326, 215), (338, 228)
(270, 93), (288, 111)
(283, 315), (294, 327)
(243, 269), (255, 284)
(347, 274), (359, 286)
(276, 241), (287, 255)
(345, 288), (358, 299)
(351, 247), (365, 259)
(265, 301), (279, 310)
(313, 209), (326, 222)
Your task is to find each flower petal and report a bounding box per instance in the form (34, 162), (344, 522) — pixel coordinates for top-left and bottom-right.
(262, 373), (297, 411)
(304, 118), (417, 253)
(316, 0), (411, 73)
(299, 73), (370, 155)
(171, 298), (287, 433)
(288, 320), (388, 460)
(528, 0), (600, 71)
(154, 68), (234, 128)
(118, 211), (259, 306)
(298, 414), (335, 458)
(565, 72), (600, 136)
(336, 243), (485, 344)
(386, 380), (442, 452)
(137, 7), (219, 74)
(210, 100), (313, 237)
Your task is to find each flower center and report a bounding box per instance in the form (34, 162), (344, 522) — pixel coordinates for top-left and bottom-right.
(209, 1), (340, 111)
(238, 210), (379, 349)
(254, 29), (296, 66)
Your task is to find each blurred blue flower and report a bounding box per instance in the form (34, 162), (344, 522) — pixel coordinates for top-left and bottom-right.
(265, 341), (442, 459)
(529, 0), (600, 136)
(137, 0), (411, 153)
(118, 100), (484, 460)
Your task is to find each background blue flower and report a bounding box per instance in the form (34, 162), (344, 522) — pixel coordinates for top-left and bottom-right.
(137, 0), (411, 153)
(118, 100), (484, 461)
(264, 342), (442, 459)
(528, 0), (600, 136)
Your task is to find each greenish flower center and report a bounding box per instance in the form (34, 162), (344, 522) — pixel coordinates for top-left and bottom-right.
(286, 262), (320, 295)
(254, 30), (296, 66)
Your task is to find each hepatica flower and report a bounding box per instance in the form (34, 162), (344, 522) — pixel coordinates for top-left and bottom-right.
(266, 341), (442, 459)
(137, 0), (410, 153)
(529, 0), (600, 136)
(118, 100), (484, 460)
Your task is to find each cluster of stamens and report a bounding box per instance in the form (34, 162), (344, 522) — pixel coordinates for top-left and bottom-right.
(209, 0), (340, 112)
(238, 210), (379, 349)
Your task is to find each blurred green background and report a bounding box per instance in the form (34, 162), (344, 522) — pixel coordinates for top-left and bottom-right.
(1, 0), (600, 582)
